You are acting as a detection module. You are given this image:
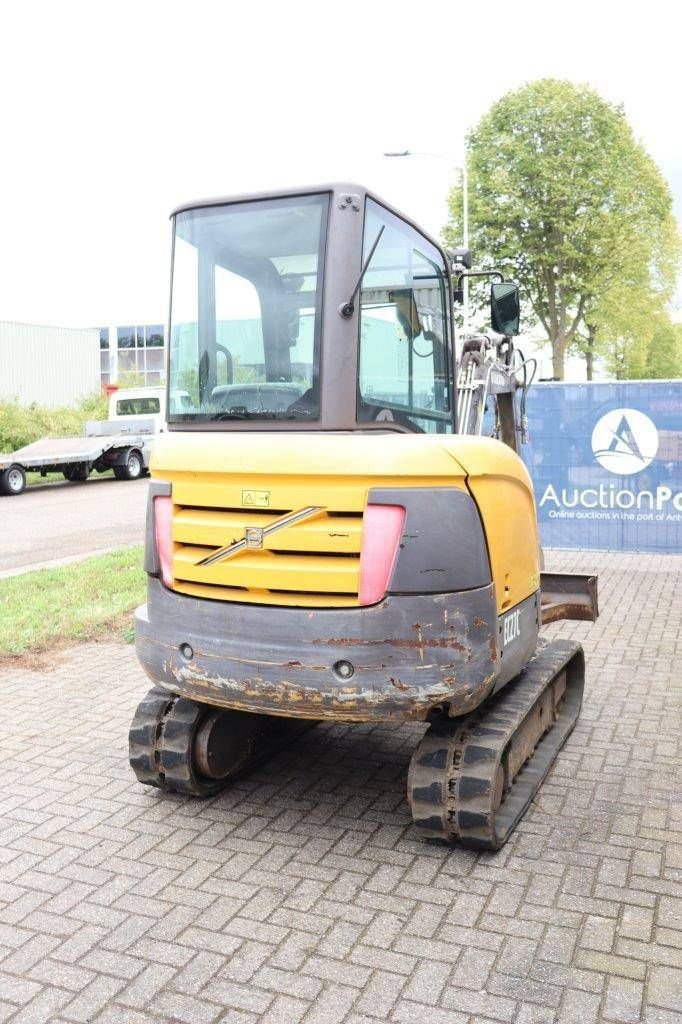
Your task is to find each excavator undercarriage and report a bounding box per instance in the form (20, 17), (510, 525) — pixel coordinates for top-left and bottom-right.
(130, 637), (587, 850)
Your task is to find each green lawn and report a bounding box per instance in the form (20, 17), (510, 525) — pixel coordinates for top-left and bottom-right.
(0, 546), (145, 662)
(25, 469), (114, 488)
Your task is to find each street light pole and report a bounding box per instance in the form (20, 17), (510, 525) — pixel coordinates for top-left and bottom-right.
(461, 150), (469, 334)
(383, 148), (470, 330)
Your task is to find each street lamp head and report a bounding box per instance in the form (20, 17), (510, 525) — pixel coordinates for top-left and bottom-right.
(383, 150), (411, 157)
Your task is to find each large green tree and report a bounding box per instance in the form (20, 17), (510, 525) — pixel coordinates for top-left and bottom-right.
(445, 79), (679, 379)
(576, 196), (679, 378)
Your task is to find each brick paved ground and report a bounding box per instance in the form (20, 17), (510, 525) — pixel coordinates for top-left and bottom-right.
(0, 550), (680, 1024)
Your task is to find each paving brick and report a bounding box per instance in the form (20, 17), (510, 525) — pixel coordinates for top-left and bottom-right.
(603, 977), (643, 1022)
(202, 978), (273, 1014)
(172, 950), (223, 994)
(656, 896), (681, 930)
(557, 988), (602, 1024)
(392, 1002), (468, 1024)
(28, 957), (95, 993)
(648, 965), (682, 1012)
(260, 994), (309, 1024)
(254, 965), (323, 1000)
(497, 937), (537, 978)
(618, 905), (654, 941)
(442, 983), (517, 1021)
(401, 960), (450, 1004)
(303, 955), (371, 988)
(8, 984), (71, 1023)
(0, 550), (680, 1024)
(580, 914), (616, 951)
(62, 975), (126, 1022)
(154, 989), (222, 1023)
(574, 950), (646, 981)
(514, 1004), (557, 1024)
(117, 961), (176, 1006)
(0, 972), (41, 1005)
(538, 925), (578, 964)
(350, 945), (417, 976)
(300, 983), (357, 1023)
(354, 970), (405, 1017)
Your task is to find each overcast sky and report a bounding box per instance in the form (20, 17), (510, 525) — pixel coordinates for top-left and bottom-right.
(0, 0), (680, 328)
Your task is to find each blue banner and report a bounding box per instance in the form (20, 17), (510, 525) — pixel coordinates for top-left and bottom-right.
(521, 381), (682, 552)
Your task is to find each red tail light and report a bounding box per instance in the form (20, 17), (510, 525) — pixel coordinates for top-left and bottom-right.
(358, 504), (405, 606)
(154, 496), (174, 588)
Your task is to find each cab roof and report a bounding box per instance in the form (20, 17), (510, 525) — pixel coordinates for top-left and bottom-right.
(170, 183), (445, 258)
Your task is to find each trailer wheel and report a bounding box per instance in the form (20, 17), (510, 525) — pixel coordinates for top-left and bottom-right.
(63, 464), (90, 482)
(0, 464), (27, 496)
(113, 449), (143, 481)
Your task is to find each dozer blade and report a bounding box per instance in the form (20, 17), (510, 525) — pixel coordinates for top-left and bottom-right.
(407, 639), (585, 849)
(540, 572), (598, 624)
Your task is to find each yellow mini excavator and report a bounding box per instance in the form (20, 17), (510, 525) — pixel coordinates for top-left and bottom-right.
(129, 184), (598, 849)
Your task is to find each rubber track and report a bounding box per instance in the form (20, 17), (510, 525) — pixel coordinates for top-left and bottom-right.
(129, 687), (227, 795)
(407, 638), (585, 849)
(129, 686), (316, 797)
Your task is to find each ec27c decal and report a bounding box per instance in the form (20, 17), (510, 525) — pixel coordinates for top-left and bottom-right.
(502, 609), (521, 647)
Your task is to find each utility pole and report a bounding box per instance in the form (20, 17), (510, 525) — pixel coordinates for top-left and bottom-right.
(383, 148), (469, 331)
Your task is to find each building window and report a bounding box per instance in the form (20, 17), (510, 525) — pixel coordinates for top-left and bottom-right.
(98, 322), (167, 388)
(146, 324), (164, 347)
(118, 327), (135, 348)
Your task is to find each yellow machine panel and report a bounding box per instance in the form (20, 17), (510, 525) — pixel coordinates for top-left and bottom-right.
(445, 436), (541, 611)
(152, 430), (539, 612)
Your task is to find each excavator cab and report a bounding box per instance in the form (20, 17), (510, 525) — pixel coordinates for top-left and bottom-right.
(167, 186), (454, 434)
(129, 183), (597, 849)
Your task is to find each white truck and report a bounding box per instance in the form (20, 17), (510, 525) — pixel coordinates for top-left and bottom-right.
(0, 387), (167, 496)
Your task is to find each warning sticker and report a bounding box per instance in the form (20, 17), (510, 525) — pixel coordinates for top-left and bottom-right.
(241, 489), (270, 508)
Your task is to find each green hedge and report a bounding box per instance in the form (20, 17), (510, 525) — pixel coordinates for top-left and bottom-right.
(0, 392), (108, 453)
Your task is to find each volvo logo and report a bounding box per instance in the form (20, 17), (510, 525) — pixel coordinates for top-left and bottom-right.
(197, 506), (324, 567)
(591, 408), (658, 476)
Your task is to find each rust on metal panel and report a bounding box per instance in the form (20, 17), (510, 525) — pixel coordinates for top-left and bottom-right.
(136, 580), (501, 725)
(159, 654), (461, 722)
(314, 635), (472, 651)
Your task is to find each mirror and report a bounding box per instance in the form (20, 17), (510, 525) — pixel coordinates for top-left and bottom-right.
(490, 281), (520, 336)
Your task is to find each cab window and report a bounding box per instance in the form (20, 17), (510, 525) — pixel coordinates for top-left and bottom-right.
(358, 199), (452, 433)
(116, 397), (161, 415)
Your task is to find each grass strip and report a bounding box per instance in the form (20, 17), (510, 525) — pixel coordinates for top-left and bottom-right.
(0, 546), (145, 663)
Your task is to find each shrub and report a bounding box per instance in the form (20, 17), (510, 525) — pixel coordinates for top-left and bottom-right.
(0, 392), (108, 452)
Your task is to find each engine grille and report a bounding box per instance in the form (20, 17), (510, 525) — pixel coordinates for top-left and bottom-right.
(171, 503), (363, 607)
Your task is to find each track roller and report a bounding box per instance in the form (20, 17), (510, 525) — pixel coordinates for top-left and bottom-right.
(129, 686), (312, 796)
(407, 639), (585, 850)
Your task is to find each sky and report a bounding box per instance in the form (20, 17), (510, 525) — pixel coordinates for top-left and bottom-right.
(0, 0), (680, 328)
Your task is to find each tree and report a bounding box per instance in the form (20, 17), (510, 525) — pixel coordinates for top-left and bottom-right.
(575, 192), (680, 378)
(620, 315), (682, 380)
(445, 79), (679, 379)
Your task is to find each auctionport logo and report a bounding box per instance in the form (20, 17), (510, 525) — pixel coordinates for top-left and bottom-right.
(539, 405), (682, 523)
(591, 408), (659, 476)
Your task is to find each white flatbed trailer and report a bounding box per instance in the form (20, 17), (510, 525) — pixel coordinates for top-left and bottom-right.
(0, 418), (155, 496)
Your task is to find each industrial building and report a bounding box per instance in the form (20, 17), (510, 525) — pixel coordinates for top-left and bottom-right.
(0, 321), (167, 407)
(0, 321), (100, 407)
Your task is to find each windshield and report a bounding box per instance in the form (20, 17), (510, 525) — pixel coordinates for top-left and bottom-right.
(168, 194), (329, 423)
